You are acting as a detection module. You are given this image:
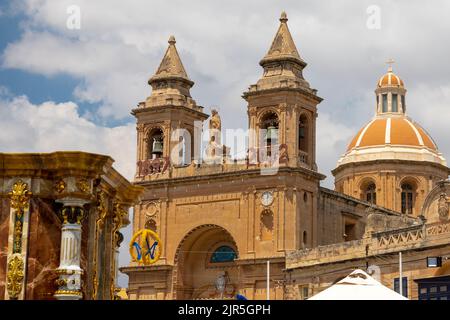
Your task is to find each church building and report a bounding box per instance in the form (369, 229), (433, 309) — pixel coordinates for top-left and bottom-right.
(121, 12), (450, 300)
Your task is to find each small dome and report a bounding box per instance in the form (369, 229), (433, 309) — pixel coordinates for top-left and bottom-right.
(377, 69), (404, 88)
(347, 117), (437, 151)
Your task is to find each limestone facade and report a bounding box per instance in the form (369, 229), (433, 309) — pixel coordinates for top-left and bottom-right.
(285, 181), (450, 300)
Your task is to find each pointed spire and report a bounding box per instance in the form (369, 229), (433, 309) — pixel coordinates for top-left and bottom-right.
(145, 36), (201, 110)
(260, 12), (306, 68)
(243, 11), (314, 98)
(149, 35), (193, 86)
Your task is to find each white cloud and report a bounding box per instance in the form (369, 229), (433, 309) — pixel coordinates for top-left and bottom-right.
(0, 94), (136, 179)
(407, 84), (450, 161)
(317, 113), (356, 187)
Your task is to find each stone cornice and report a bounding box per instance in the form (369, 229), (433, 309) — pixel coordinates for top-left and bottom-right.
(0, 151), (113, 177)
(332, 158), (450, 176)
(131, 104), (208, 120)
(242, 86), (323, 104)
(134, 166), (326, 188)
(319, 186), (416, 219)
(120, 264), (174, 274)
(286, 221), (450, 270)
(0, 152), (143, 205)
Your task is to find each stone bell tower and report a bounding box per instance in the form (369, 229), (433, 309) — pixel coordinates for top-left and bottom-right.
(243, 12), (322, 171)
(132, 36), (208, 175)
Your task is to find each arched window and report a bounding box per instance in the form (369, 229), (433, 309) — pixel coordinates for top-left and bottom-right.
(210, 246), (237, 263)
(260, 112), (279, 157)
(148, 128), (164, 159)
(298, 115), (309, 164)
(299, 115), (308, 150)
(364, 183), (377, 204)
(401, 183), (414, 214)
(179, 135), (186, 165)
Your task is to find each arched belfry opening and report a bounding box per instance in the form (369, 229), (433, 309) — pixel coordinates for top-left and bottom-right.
(259, 112), (279, 157)
(173, 129), (192, 166)
(147, 127), (164, 159)
(173, 225), (239, 300)
(298, 114), (309, 164)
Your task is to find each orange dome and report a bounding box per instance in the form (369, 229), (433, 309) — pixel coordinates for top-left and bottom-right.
(377, 69), (404, 88)
(347, 117), (437, 151)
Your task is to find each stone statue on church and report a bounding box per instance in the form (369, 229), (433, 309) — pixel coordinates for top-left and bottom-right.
(205, 109), (230, 163)
(209, 109), (221, 144)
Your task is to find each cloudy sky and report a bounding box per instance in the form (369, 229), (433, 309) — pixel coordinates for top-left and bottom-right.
(1, 0), (450, 287)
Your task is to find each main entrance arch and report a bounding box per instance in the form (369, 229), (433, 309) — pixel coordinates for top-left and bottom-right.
(172, 224), (240, 299)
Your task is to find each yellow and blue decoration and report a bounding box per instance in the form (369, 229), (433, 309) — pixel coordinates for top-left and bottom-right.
(129, 229), (162, 265)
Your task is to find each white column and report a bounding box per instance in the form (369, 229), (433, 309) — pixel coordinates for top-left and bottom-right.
(266, 260), (270, 300)
(399, 251), (403, 297)
(54, 198), (89, 300)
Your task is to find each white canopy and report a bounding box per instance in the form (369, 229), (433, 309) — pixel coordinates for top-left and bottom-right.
(308, 269), (408, 300)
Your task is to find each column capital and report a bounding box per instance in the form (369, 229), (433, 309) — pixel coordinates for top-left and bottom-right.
(56, 197), (90, 208)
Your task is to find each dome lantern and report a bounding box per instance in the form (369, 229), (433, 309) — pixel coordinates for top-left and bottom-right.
(375, 60), (407, 115)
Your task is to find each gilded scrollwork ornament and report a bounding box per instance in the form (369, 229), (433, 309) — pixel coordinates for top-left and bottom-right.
(9, 180), (32, 211)
(110, 201), (127, 299)
(7, 255), (25, 300)
(76, 178), (90, 193)
(92, 189), (108, 299)
(112, 202), (127, 232)
(8, 180), (32, 254)
(55, 179), (66, 193)
(60, 206), (85, 225)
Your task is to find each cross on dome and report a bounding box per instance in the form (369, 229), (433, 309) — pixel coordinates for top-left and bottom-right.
(386, 58), (395, 72)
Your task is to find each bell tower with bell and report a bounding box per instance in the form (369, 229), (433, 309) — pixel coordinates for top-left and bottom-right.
(132, 36), (208, 174)
(243, 12), (322, 171)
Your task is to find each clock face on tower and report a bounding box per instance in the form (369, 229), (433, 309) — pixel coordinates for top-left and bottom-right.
(261, 191), (274, 207)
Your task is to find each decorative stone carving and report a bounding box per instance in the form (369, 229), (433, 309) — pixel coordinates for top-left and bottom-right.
(376, 227), (424, 248)
(145, 201), (159, 218)
(438, 193), (449, 221)
(210, 109), (221, 131)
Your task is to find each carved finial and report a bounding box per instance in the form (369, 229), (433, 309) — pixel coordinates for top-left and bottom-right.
(280, 11), (288, 23)
(168, 35), (176, 45)
(386, 58), (395, 72)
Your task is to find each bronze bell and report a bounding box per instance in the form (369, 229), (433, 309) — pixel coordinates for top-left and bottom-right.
(265, 126), (278, 141)
(152, 137), (163, 155)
